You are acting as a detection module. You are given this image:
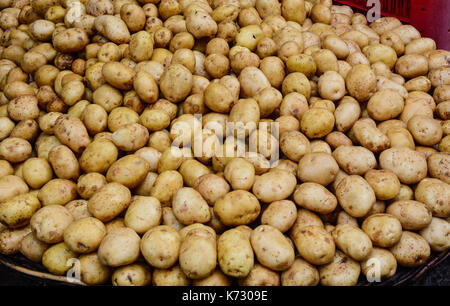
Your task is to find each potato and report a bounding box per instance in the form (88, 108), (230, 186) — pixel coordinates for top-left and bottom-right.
(133, 71), (159, 104)
(0, 226), (31, 255)
(279, 130), (310, 162)
(141, 225), (180, 269)
(386, 200), (432, 231)
(252, 169), (296, 203)
(379, 147), (427, 184)
(48, 145), (79, 180)
(152, 265), (191, 286)
(38, 179), (77, 206)
(319, 250), (360, 286)
(88, 182), (131, 223)
(172, 187), (210, 225)
(53, 28), (89, 53)
(333, 146), (376, 176)
(214, 190), (260, 226)
(367, 90), (404, 121)
(0, 193), (40, 229)
(94, 15), (130, 44)
(79, 139), (118, 174)
(42, 242), (77, 276)
(224, 158), (255, 191)
(7, 95), (40, 122)
(251, 225), (294, 271)
(297, 152), (339, 186)
(420, 217), (450, 252)
(150, 170), (184, 205)
(112, 263), (151, 286)
(300, 108), (334, 139)
(407, 115), (442, 146)
(63, 217), (106, 254)
(239, 66), (271, 98)
(261, 200), (297, 233)
(218, 228), (254, 278)
(331, 224), (373, 261)
(102, 62), (135, 91)
(98, 228), (140, 267)
(193, 269), (231, 286)
(336, 175), (376, 218)
(0, 175), (29, 203)
(193, 174), (230, 205)
(318, 71), (345, 101)
(292, 225), (335, 265)
(238, 263), (280, 286)
(0, 137), (32, 163)
(160, 64), (193, 103)
(53, 114), (90, 154)
(179, 227), (217, 279)
(78, 253), (111, 286)
(30, 205), (73, 244)
(395, 54), (429, 79)
(345, 64), (376, 102)
(106, 155), (150, 189)
(293, 183), (337, 214)
(280, 257), (319, 286)
(65, 200), (92, 221)
(334, 97), (361, 132)
(427, 152), (450, 184)
(19, 232), (49, 263)
(390, 231), (430, 267)
(364, 169), (400, 201)
(414, 178), (450, 218)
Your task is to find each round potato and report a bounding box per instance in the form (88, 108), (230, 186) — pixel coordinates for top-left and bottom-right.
(261, 200), (297, 233)
(252, 169), (297, 203)
(360, 247), (397, 281)
(88, 182), (131, 223)
(319, 250), (361, 286)
(332, 224), (373, 261)
(292, 225), (335, 265)
(419, 217), (450, 252)
(30, 205), (74, 244)
(141, 225), (181, 269)
(214, 190), (261, 226)
(390, 231), (430, 267)
(98, 228), (141, 267)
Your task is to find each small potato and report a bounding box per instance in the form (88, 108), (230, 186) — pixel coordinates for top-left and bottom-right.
(318, 71), (345, 101)
(420, 217), (450, 252)
(214, 190), (261, 226)
(261, 200), (297, 233)
(179, 227), (217, 279)
(345, 64), (377, 102)
(333, 146), (376, 176)
(379, 147), (427, 184)
(106, 155), (150, 189)
(22, 158), (53, 190)
(367, 90), (404, 121)
(52, 28), (89, 53)
(65, 200), (92, 221)
(360, 248), (397, 281)
(48, 145), (80, 180)
(112, 263), (151, 286)
(141, 225), (180, 269)
(193, 174), (230, 205)
(293, 183), (337, 214)
(160, 64), (193, 103)
(332, 224), (372, 261)
(7, 95), (40, 122)
(93, 84), (123, 112)
(224, 158), (255, 191)
(238, 263), (280, 286)
(63, 217), (106, 253)
(239, 66), (271, 98)
(0, 226), (32, 255)
(395, 54), (429, 79)
(218, 228), (254, 278)
(98, 228), (141, 267)
(353, 119), (391, 152)
(282, 72), (311, 99)
(0, 193), (40, 229)
(415, 178), (450, 218)
(297, 152), (339, 186)
(150, 170), (184, 205)
(30, 205), (74, 244)
(319, 250), (361, 286)
(38, 179), (77, 206)
(111, 123), (149, 152)
(94, 15), (130, 44)
(407, 115), (442, 146)
(172, 187), (210, 225)
(252, 169), (297, 203)
(280, 130), (310, 162)
(19, 232), (49, 263)
(390, 231), (430, 267)
(364, 169), (400, 201)
(292, 225), (335, 265)
(53, 114), (90, 154)
(79, 139), (118, 174)
(387, 200), (432, 231)
(300, 108), (334, 139)
(427, 153), (450, 184)
(133, 71), (159, 104)
(42, 242), (77, 276)
(336, 175), (376, 218)
(0, 137), (32, 163)
(124, 196), (161, 235)
(79, 253), (111, 286)
(88, 182), (131, 223)
(102, 62), (135, 91)
(281, 257), (319, 286)
(405, 76), (431, 92)
(152, 265), (191, 286)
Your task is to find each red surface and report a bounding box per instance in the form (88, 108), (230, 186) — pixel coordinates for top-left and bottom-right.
(333, 0), (450, 50)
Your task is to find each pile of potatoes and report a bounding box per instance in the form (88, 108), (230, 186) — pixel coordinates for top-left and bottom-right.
(0, 0), (449, 286)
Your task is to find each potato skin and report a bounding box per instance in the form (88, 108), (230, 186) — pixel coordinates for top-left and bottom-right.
(53, 114), (91, 154)
(335, 175), (376, 218)
(218, 228), (254, 278)
(319, 251), (361, 286)
(63, 217), (106, 253)
(332, 224), (373, 261)
(98, 228), (141, 267)
(42, 242), (77, 276)
(0, 193), (41, 229)
(214, 190), (261, 226)
(172, 187), (210, 225)
(251, 225), (295, 271)
(293, 183), (337, 214)
(80, 139), (118, 174)
(140, 225), (181, 269)
(386, 200), (432, 231)
(292, 225), (335, 265)
(390, 231), (430, 267)
(364, 169), (400, 201)
(297, 152), (339, 186)
(0, 175), (29, 203)
(88, 182), (131, 222)
(379, 147), (427, 184)
(281, 257), (319, 286)
(362, 213), (403, 248)
(261, 200), (297, 233)
(238, 263), (280, 286)
(415, 178), (450, 218)
(106, 155), (150, 189)
(252, 169), (297, 203)
(420, 217), (450, 252)
(332, 146), (376, 175)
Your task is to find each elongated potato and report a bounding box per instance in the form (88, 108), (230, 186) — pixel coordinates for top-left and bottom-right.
(218, 228), (254, 278)
(332, 224), (373, 261)
(292, 225), (335, 265)
(140, 225), (181, 269)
